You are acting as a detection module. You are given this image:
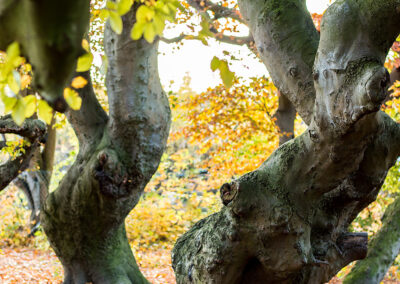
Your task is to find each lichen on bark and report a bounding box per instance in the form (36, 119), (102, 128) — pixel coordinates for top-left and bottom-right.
(173, 0), (400, 283)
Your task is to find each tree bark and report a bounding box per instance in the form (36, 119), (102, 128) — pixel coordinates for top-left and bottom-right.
(41, 6), (170, 283)
(275, 93), (296, 145)
(173, 1), (400, 283)
(0, 116), (46, 191)
(344, 196), (400, 284)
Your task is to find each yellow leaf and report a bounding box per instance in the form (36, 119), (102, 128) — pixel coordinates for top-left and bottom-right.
(131, 22), (145, 40)
(63, 87), (82, 110)
(76, 53), (93, 72)
(81, 39), (90, 52)
(136, 5), (155, 23)
(106, 0), (117, 10)
(37, 100), (53, 124)
(143, 22), (156, 43)
(23, 95), (36, 118)
(117, 0), (133, 15)
(109, 11), (123, 34)
(99, 9), (110, 21)
(20, 74), (31, 89)
(153, 13), (165, 35)
(71, 76), (88, 89)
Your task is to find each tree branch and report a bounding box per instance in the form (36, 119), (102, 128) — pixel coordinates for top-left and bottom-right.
(65, 70), (108, 151)
(173, 2), (400, 282)
(238, 0), (319, 125)
(161, 33), (253, 46)
(0, 116), (46, 191)
(274, 93), (296, 145)
(187, 0), (245, 24)
(104, 7), (171, 181)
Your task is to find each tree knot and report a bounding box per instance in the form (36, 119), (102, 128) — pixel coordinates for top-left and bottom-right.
(337, 232), (368, 262)
(220, 181), (239, 206)
(94, 149), (142, 198)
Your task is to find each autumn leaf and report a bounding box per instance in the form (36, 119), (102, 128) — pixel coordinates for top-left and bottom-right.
(71, 76), (88, 89)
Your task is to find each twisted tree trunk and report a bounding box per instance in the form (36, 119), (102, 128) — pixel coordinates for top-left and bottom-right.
(40, 7), (170, 283)
(173, 1), (400, 283)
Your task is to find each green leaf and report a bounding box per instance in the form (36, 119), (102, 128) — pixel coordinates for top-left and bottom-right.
(7, 73), (20, 94)
(1, 93), (17, 113)
(109, 11), (123, 34)
(166, 2), (177, 19)
(143, 22), (156, 43)
(6, 42), (20, 61)
(76, 53), (93, 72)
(117, 0), (133, 15)
(101, 55), (108, 75)
(210, 56), (220, 71)
(210, 57), (235, 88)
(131, 22), (146, 40)
(199, 19), (214, 38)
(23, 95), (36, 118)
(63, 87), (82, 110)
(136, 5), (155, 23)
(219, 61), (235, 88)
(156, 1), (170, 15)
(37, 100), (53, 125)
(12, 99), (25, 126)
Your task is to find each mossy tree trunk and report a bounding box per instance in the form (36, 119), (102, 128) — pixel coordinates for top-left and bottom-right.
(173, 1), (400, 283)
(0, 1), (170, 282)
(39, 6), (170, 284)
(344, 196), (400, 284)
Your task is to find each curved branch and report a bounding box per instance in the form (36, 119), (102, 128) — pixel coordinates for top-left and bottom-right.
(187, 0), (245, 23)
(0, 115), (46, 142)
(104, 7), (170, 181)
(173, 2), (400, 283)
(65, 70), (108, 151)
(0, 116), (46, 191)
(161, 33), (253, 47)
(238, 0), (320, 125)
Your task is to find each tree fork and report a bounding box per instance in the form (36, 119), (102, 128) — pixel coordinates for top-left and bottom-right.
(173, 1), (400, 283)
(41, 6), (170, 283)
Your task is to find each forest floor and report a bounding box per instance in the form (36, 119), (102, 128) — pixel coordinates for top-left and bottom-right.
(0, 247), (175, 284)
(0, 247), (399, 283)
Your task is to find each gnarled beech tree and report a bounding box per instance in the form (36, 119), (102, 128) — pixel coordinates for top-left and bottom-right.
(172, 1), (400, 283)
(2, 2), (170, 283)
(40, 10), (170, 284)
